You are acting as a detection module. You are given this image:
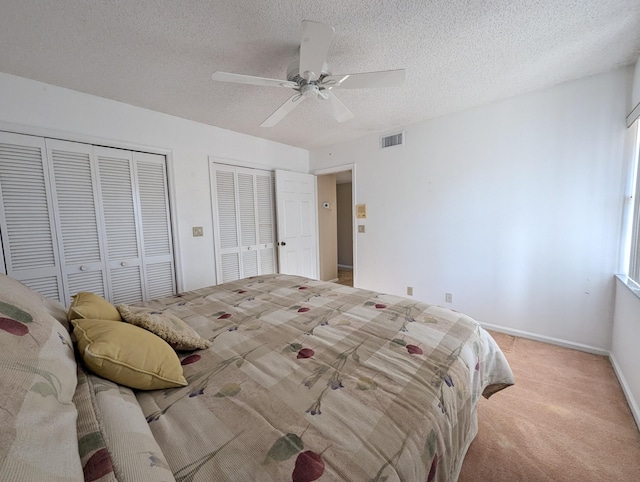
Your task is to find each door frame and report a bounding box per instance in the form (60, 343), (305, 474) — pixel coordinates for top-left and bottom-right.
(312, 164), (357, 287)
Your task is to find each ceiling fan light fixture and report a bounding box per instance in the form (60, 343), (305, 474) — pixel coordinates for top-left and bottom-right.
(300, 84), (319, 98)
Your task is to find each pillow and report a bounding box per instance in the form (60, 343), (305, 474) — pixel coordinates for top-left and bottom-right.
(72, 318), (188, 390)
(68, 292), (122, 322)
(116, 304), (211, 351)
(0, 273), (84, 479)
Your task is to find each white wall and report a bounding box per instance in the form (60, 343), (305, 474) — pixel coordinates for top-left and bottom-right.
(0, 73), (308, 291)
(311, 67), (633, 351)
(611, 278), (640, 429)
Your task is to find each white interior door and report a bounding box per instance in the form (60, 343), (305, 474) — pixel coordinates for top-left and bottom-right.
(275, 170), (318, 279)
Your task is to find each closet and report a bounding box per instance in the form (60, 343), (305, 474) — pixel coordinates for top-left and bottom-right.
(210, 163), (277, 283)
(0, 131), (175, 306)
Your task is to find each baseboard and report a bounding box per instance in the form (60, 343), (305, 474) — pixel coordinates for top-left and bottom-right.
(609, 354), (640, 431)
(481, 322), (640, 433)
(338, 264), (353, 270)
(329, 278), (339, 283)
(479, 322), (609, 356)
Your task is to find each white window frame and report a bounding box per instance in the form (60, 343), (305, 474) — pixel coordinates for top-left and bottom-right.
(625, 122), (640, 287)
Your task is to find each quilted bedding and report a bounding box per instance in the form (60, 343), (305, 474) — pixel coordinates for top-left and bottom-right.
(132, 274), (514, 481)
(0, 273), (176, 482)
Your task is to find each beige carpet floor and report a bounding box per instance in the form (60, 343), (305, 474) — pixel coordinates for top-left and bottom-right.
(337, 268), (353, 286)
(458, 332), (640, 481)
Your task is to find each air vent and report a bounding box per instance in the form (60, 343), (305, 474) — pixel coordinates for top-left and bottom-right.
(380, 132), (404, 149)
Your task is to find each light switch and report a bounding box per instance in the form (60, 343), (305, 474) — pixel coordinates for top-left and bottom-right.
(192, 226), (204, 237)
(358, 225), (365, 233)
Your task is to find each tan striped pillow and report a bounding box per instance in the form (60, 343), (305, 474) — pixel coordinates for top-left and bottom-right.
(116, 304), (211, 351)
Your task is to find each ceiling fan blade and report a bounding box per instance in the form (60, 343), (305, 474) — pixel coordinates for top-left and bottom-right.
(322, 69), (406, 89)
(324, 90), (355, 123)
(212, 71), (297, 89)
(260, 94), (306, 127)
(299, 20), (334, 81)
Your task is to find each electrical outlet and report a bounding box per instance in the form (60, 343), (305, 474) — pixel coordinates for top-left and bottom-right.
(445, 292), (453, 303)
(407, 286), (413, 296)
(358, 225), (365, 233)
(192, 226), (203, 237)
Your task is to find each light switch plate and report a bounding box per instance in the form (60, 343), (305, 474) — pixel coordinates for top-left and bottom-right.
(192, 226), (204, 237)
(358, 225), (365, 233)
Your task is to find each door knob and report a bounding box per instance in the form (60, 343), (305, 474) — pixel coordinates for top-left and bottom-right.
(121, 261), (127, 267)
(279, 241), (286, 246)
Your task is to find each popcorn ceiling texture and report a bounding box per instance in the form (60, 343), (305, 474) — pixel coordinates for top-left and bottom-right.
(1, 0), (639, 150)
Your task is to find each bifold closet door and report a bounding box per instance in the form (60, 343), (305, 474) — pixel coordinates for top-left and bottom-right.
(237, 170), (259, 277)
(0, 131), (175, 306)
(0, 132), (65, 302)
(49, 145), (174, 304)
(46, 139), (109, 301)
(212, 165), (241, 282)
(134, 152), (175, 300)
(95, 146), (144, 304)
(210, 163), (276, 284)
(255, 171), (276, 275)
(95, 149), (175, 302)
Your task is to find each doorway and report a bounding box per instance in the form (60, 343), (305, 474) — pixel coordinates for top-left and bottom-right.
(316, 166), (355, 287)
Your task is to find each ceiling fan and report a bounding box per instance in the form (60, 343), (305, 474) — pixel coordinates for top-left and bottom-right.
(211, 20), (406, 127)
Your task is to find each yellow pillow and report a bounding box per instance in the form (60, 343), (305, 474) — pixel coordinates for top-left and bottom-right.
(68, 292), (122, 322)
(72, 319), (188, 390)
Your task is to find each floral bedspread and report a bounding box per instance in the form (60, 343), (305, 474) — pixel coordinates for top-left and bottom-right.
(134, 274), (514, 482)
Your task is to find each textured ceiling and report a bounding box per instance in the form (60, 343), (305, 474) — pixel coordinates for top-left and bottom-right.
(1, 1), (639, 151)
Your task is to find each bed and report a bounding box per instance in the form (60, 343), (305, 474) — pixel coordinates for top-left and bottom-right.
(0, 273), (514, 481)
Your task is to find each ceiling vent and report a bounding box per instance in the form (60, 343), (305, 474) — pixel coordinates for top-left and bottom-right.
(380, 131), (404, 149)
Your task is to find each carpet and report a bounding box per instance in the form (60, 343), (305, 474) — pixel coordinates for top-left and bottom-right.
(458, 331), (640, 481)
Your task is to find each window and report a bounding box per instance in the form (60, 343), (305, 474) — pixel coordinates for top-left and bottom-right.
(627, 123), (640, 286)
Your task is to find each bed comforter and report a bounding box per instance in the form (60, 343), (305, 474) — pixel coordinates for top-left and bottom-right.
(131, 274), (514, 481)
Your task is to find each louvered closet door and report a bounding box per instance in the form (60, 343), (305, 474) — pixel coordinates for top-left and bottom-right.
(46, 139), (108, 301)
(0, 132), (64, 302)
(212, 165), (242, 283)
(237, 169), (259, 277)
(256, 171), (276, 275)
(134, 152), (175, 300)
(95, 147), (144, 304)
(210, 163), (277, 284)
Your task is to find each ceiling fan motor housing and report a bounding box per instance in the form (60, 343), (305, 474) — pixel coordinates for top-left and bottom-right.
(287, 59), (331, 85)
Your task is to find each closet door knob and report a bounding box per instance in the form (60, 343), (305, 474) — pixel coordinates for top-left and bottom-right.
(80, 265), (87, 271)
(121, 261), (127, 267)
